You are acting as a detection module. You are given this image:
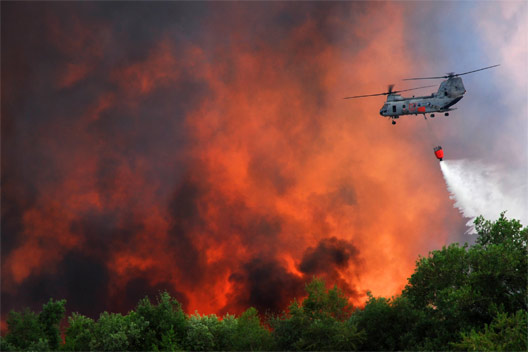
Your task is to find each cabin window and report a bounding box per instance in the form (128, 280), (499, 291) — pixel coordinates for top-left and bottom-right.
(403, 105), (406, 108)
(392, 105), (396, 113)
(445, 92), (448, 96)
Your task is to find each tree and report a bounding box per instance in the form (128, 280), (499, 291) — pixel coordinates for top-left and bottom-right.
(302, 278), (352, 321)
(210, 314), (237, 350)
(351, 294), (424, 351)
(87, 311), (149, 351)
(232, 307), (273, 351)
(402, 214), (527, 350)
(2, 308), (44, 351)
(183, 313), (216, 351)
(181, 313), (239, 351)
(454, 310), (528, 351)
(471, 212), (528, 314)
(153, 327), (180, 352)
(62, 313), (95, 351)
(38, 299), (66, 350)
(271, 278), (364, 351)
(2, 299), (65, 351)
(135, 291), (187, 350)
(474, 212), (527, 248)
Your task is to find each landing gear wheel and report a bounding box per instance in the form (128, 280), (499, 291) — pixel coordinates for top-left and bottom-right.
(430, 114), (435, 118)
(445, 112), (449, 116)
(392, 120), (396, 125)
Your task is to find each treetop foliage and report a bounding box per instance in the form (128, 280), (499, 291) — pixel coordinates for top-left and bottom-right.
(474, 212), (527, 248)
(1, 214), (526, 351)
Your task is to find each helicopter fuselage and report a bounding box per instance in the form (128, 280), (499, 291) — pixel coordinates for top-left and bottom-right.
(379, 77), (466, 120)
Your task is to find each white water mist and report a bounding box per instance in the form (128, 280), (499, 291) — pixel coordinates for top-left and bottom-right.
(440, 159), (527, 233)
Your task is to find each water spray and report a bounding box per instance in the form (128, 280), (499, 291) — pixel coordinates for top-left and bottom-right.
(439, 159), (527, 233)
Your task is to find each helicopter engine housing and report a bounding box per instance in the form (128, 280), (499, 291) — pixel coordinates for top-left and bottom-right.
(437, 77), (466, 98)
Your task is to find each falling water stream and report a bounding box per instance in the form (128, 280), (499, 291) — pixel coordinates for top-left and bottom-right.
(440, 159), (527, 233)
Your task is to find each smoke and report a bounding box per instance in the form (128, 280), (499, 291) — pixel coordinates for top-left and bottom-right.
(298, 237), (361, 299)
(440, 159), (527, 233)
(224, 257), (305, 315)
(5, 1), (501, 324)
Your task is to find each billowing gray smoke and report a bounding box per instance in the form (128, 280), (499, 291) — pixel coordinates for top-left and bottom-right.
(440, 159), (527, 233)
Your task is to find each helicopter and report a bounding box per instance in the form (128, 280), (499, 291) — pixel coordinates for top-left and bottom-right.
(345, 64), (499, 125)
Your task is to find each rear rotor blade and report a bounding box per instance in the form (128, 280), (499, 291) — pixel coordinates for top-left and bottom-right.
(455, 64), (500, 76)
(404, 64), (500, 80)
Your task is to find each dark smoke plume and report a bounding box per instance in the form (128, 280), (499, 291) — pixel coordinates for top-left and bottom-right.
(2, 1), (472, 325)
(299, 237), (362, 299)
(224, 258), (305, 315)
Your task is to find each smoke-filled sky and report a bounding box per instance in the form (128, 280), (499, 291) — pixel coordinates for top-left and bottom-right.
(2, 1), (527, 322)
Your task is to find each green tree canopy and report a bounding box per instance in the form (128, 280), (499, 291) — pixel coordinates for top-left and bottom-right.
(271, 278), (364, 351)
(454, 309), (528, 351)
(402, 213), (527, 350)
(1, 298), (66, 351)
(134, 291), (187, 350)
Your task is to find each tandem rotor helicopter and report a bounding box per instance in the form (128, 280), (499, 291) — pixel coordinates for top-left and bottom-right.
(345, 64), (499, 125)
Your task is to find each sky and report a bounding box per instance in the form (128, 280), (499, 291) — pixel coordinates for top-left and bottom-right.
(2, 1), (527, 323)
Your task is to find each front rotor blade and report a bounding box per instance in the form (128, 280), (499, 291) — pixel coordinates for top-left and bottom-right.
(403, 76), (446, 81)
(393, 85), (436, 93)
(344, 92), (387, 99)
(455, 64), (500, 76)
